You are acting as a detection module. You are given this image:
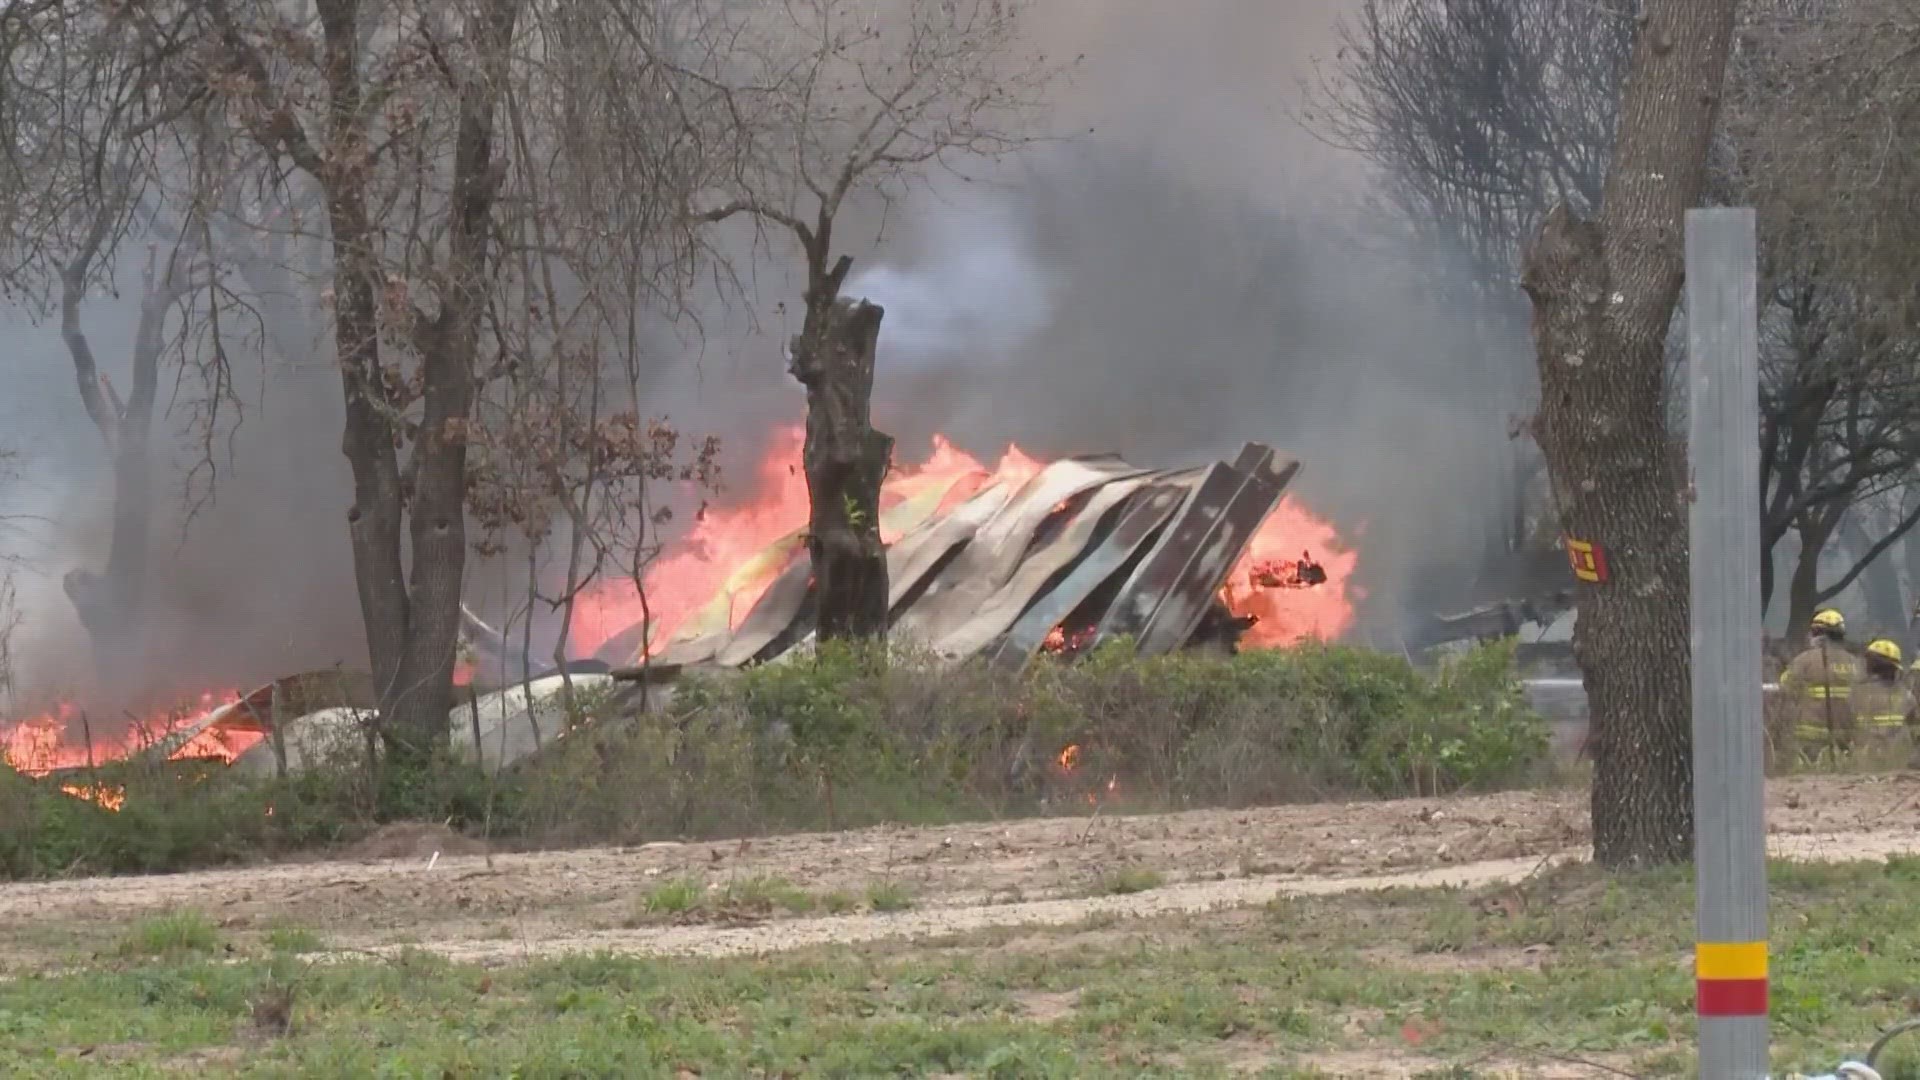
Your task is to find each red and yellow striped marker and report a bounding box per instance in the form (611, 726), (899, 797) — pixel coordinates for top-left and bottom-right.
(1696, 941), (1768, 1017)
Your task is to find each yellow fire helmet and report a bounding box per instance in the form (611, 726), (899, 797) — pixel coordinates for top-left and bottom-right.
(1867, 638), (1904, 665)
(1811, 608), (1846, 632)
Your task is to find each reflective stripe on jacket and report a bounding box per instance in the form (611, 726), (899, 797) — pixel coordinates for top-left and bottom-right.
(1852, 680), (1915, 730)
(1781, 641), (1859, 748)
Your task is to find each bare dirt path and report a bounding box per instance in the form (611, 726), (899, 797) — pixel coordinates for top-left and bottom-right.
(7, 773), (1920, 970)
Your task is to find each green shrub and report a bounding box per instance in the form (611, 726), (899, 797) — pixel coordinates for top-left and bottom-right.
(1, 638), (1550, 879)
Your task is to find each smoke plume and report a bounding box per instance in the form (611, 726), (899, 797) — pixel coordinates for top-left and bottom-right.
(1, 0), (1541, 710)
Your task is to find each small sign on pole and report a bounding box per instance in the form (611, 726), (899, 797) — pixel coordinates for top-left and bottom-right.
(1686, 207), (1769, 1077)
(1565, 537), (1609, 584)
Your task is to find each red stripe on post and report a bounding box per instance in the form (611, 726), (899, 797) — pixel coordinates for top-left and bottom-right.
(1697, 978), (1769, 1017)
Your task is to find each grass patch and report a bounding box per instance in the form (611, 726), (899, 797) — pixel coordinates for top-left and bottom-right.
(263, 926), (325, 955)
(865, 881), (914, 913)
(114, 910), (220, 959)
(630, 875), (832, 926)
(13, 858), (1920, 1075)
(1091, 866), (1165, 896)
(725, 874), (819, 915)
(636, 877), (704, 921)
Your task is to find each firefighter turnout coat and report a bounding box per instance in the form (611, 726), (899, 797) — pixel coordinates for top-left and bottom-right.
(1852, 677), (1917, 748)
(1779, 639), (1860, 756)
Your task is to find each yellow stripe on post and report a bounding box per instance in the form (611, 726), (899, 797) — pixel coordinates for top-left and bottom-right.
(1696, 941), (1768, 982)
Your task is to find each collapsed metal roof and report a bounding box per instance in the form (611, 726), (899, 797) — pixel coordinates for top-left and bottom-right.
(38, 443), (1302, 788)
(627, 441), (1302, 671)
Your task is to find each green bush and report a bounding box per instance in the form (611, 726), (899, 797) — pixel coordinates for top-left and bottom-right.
(1, 639), (1551, 879)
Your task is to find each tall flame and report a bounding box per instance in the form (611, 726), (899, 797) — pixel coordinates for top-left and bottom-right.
(573, 431), (1358, 660)
(569, 426), (1045, 659)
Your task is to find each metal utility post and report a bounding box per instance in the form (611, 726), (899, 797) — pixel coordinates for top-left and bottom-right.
(1686, 207), (1769, 1076)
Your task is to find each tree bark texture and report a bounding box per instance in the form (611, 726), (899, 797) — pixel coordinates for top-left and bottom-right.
(1520, 0), (1737, 867)
(789, 296), (894, 641)
(297, 0), (518, 761)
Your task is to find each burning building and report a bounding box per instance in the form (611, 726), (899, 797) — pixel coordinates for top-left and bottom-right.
(4, 430), (1357, 789)
(574, 435), (1356, 671)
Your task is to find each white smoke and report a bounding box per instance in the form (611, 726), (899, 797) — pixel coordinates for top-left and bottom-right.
(847, 200), (1058, 371)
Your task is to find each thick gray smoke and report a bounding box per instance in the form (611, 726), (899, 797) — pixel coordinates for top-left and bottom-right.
(0, 245), (365, 713)
(1, 0), (1537, 710)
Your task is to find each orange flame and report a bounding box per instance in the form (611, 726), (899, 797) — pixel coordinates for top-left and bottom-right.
(1221, 498), (1360, 646)
(59, 783), (126, 811)
(2, 690), (248, 778)
(574, 431), (1359, 660)
(570, 427), (1044, 659)
(1057, 743), (1081, 772)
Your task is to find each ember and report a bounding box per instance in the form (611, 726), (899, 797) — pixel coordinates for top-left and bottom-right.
(1248, 551), (1328, 590)
(59, 783), (126, 811)
(1057, 743), (1081, 772)
(1041, 625), (1099, 656)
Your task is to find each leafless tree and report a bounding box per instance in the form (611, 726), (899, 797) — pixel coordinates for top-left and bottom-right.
(650, 0), (1054, 640)
(1730, 0), (1920, 634)
(0, 3), (252, 685)
(123, 0), (532, 762)
(1313, 0), (1920, 649)
(1305, 0), (1633, 572)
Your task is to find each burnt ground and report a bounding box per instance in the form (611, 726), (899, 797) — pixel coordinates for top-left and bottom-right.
(5, 772), (1920, 973)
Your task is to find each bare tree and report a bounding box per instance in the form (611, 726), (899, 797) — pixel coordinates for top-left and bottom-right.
(1313, 0), (1920, 650)
(0, 3), (250, 686)
(1731, 0), (1920, 634)
(1305, 0), (1633, 571)
(143, 0), (529, 762)
(649, 0), (1052, 640)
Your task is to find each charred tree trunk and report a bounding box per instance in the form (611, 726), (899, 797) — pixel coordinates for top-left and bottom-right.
(789, 287), (894, 641)
(58, 219), (186, 688)
(1519, 0), (1737, 868)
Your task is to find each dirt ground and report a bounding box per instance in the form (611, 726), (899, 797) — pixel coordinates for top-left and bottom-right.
(8, 772), (1920, 972)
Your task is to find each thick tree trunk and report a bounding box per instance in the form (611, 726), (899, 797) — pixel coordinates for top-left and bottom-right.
(1784, 522), (1831, 653)
(310, 0), (518, 763)
(64, 435), (156, 682)
(1519, 0), (1737, 868)
(789, 296), (893, 641)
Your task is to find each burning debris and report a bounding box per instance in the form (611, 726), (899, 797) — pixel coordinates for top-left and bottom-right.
(584, 437), (1356, 671)
(1, 433), (1357, 798)
(1248, 552), (1328, 590)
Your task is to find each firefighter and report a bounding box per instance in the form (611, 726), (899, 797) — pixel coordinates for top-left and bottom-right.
(1854, 638), (1916, 755)
(1778, 608), (1859, 764)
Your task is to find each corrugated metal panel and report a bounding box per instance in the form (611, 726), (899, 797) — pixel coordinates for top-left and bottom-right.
(932, 472), (1160, 659)
(1095, 444), (1295, 653)
(1132, 449), (1299, 656)
(885, 481), (1016, 610)
(753, 479), (1018, 664)
(988, 473), (1201, 668)
(613, 471), (977, 668)
(712, 553), (815, 666)
(892, 457), (1148, 648)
